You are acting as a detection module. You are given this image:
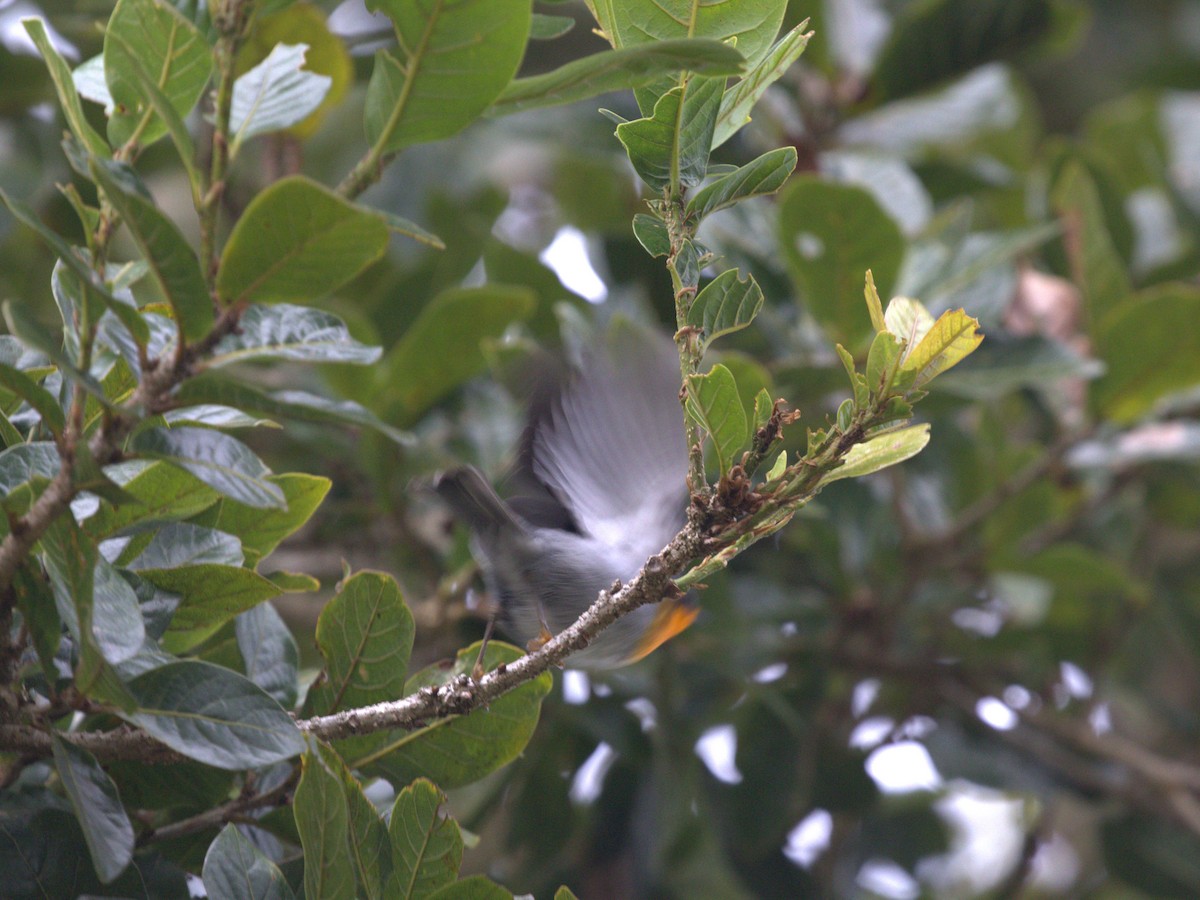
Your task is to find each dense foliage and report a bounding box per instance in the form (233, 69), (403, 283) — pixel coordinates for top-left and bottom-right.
(0, 0), (1199, 897)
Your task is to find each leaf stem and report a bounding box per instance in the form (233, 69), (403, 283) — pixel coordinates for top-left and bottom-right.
(199, 0), (252, 302)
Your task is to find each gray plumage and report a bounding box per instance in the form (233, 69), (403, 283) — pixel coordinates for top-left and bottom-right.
(435, 328), (689, 669)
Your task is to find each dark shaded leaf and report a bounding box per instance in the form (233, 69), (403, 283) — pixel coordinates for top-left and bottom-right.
(121, 660), (304, 769)
(202, 824), (296, 900)
(51, 735), (134, 884)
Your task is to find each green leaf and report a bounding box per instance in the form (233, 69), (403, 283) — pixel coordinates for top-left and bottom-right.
(364, 0), (530, 153)
(385, 779), (464, 899)
(265, 570), (320, 593)
(0, 191), (148, 349)
(382, 286), (536, 424)
(687, 147), (797, 218)
(372, 210), (445, 250)
(900, 308), (984, 389)
(1052, 161), (1133, 326)
(207, 304), (381, 368)
(200, 473), (330, 565)
(530, 12), (575, 40)
(428, 876), (513, 900)
(766, 450), (787, 481)
(202, 824), (296, 900)
(104, 33), (199, 192)
(864, 270), (887, 334)
(778, 177), (905, 347)
(616, 76), (723, 193)
(235, 603), (299, 708)
(13, 564), (62, 684)
(632, 214), (670, 257)
(295, 743), (355, 900)
(0, 363), (64, 436)
(0, 441), (59, 494)
(824, 424), (931, 485)
(21, 18), (109, 156)
(883, 296), (935, 348)
(1093, 285), (1200, 423)
(871, 0), (1072, 102)
(218, 177), (390, 306)
(865, 331), (903, 396)
(162, 404), (279, 429)
(230, 43), (332, 155)
(51, 735), (134, 884)
(41, 514), (145, 693)
(53, 260), (151, 352)
(129, 523), (243, 569)
(139, 563), (282, 652)
(685, 363), (749, 474)
(491, 39), (743, 116)
(131, 426), (287, 510)
(752, 387), (773, 432)
(121, 660), (304, 769)
(555, 888), (581, 900)
(1, 302), (109, 408)
(590, 0), (785, 113)
(353, 641), (552, 790)
(304, 572), (413, 757)
(687, 269), (764, 352)
(89, 158), (212, 342)
(315, 743), (392, 900)
(177, 375), (411, 445)
(713, 21), (811, 149)
(85, 460), (220, 539)
(104, 0), (212, 148)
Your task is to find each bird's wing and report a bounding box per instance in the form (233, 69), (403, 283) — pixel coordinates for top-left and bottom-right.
(529, 325), (689, 561)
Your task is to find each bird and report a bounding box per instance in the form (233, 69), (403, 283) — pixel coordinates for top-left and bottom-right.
(434, 324), (696, 669)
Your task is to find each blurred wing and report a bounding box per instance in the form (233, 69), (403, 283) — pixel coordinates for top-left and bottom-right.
(530, 326), (688, 560)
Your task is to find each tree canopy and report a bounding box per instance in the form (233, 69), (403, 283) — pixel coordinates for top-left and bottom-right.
(1, 0), (1199, 897)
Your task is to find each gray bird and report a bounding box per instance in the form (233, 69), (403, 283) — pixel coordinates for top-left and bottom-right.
(435, 326), (695, 669)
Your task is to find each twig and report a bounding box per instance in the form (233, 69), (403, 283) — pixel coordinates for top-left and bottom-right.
(137, 768), (299, 847)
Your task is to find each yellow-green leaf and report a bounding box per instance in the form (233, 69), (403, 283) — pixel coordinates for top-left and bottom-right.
(900, 309), (983, 388)
(825, 424), (931, 484)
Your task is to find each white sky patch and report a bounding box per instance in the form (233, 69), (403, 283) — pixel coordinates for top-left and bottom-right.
(784, 809), (832, 868)
(695, 724), (743, 785)
(866, 742), (942, 794)
(562, 670), (590, 705)
(1089, 702), (1112, 735)
(539, 226), (608, 303)
(2, 8), (79, 58)
(569, 742), (617, 805)
(752, 662), (788, 684)
(857, 859), (920, 899)
(852, 678), (882, 716)
(850, 716), (895, 750)
(1029, 830), (1081, 893)
(624, 697), (657, 732)
(1003, 684), (1032, 711)
(1060, 661), (1093, 700)
(919, 786), (1027, 896)
(976, 697), (1018, 731)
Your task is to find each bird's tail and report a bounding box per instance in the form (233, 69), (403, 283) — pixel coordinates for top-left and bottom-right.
(434, 466), (524, 534)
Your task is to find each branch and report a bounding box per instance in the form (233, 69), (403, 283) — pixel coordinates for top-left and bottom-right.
(0, 518), (702, 760)
(136, 768), (299, 847)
